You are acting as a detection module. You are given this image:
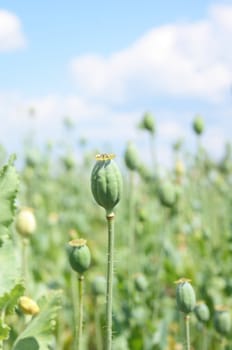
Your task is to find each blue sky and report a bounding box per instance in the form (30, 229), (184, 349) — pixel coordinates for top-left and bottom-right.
(0, 0), (232, 165)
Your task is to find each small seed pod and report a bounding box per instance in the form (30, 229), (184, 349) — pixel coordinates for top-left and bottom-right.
(91, 154), (122, 214)
(140, 112), (155, 134)
(134, 273), (148, 292)
(91, 275), (106, 296)
(67, 239), (91, 274)
(18, 296), (40, 315)
(194, 301), (210, 323)
(214, 306), (231, 336)
(192, 116), (204, 135)
(158, 181), (177, 208)
(16, 208), (36, 237)
(175, 278), (196, 314)
(124, 142), (140, 171)
(175, 160), (185, 177)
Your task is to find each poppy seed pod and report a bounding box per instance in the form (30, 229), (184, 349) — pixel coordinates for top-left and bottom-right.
(67, 239), (91, 274)
(16, 208), (36, 237)
(134, 273), (148, 292)
(192, 116), (204, 135)
(175, 279), (196, 314)
(140, 112), (155, 134)
(91, 276), (106, 296)
(159, 181), (177, 208)
(91, 154), (122, 214)
(124, 142), (140, 171)
(214, 307), (231, 336)
(194, 302), (210, 323)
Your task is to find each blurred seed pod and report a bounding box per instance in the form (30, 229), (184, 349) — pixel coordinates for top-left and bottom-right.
(175, 160), (185, 177)
(18, 296), (40, 315)
(124, 142), (141, 171)
(91, 154), (122, 214)
(192, 116), (204, 135)
(139, 112), (155, 134)
(175, 278), (196, 314)
(158, 181), (177, 208)
(67, 239), (91, 274)
(91, 275), (106, 296)
(214, 306), (231, 336)
(134, 273), (148, 292)
(16, 208), (36, 237)
(194, 301), (210, 323)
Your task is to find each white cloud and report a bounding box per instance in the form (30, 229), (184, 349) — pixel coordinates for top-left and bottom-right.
(70, 4), (232, 104)
(0, 10), (26, 51)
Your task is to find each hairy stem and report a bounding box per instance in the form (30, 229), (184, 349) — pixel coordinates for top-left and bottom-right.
(105, 212), (115, 350)
(184, 315), (191, 350)
(77, 275), (84, 350)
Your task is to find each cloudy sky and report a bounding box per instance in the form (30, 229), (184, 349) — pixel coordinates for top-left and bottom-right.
(1, 0), (232, 165)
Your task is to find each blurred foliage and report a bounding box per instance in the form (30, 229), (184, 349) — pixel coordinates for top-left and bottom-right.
(1, 116), (232, 349)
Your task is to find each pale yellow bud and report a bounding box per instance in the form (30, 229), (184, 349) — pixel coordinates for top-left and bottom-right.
(18, 296), (40, 315)
(16, 208), (36, 237)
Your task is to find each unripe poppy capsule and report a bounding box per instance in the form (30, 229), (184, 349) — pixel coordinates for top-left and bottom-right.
(192, 116), (204, 135)
(194, 302), (210, 323)
(91, 154), (122, 214)
(124, 142), (140, 171)
(175, 278), (196, 314)
(140, 112), (155, 134)
(67, 239), (91, 274)
(92, 276), (106, 296)
(159, 181), (177, 208)
(214, 306), (231, 336)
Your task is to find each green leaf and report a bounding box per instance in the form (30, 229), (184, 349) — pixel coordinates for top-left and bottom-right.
(0, 238), (22, 297)
(0, 155), (19, 230)
(0, 319), (10, 341)
(0, 284), (24, 315)
(13, 290), (62, 350)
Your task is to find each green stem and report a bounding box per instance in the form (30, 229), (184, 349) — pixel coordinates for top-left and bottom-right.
(77, 275), (84, 350)
(21, 238), (29, 293)
(95, 297), (103, 350)
(105, 212), (115, 350)
(184, 315), (191, 350)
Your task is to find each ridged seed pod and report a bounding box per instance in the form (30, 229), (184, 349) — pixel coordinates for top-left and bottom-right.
(175, 279), (196, 314)
(140, 112), (155, 134)
(192, 116), (204, 135)
(16, 208), (36, 237)
(194, 302), (210, 323)
(91, 154), (122, 214)
(18, 296), (40, 315)
(67, 239), (91, 274)
(124, 142), (140, 171)
(214, 307), (231, 336)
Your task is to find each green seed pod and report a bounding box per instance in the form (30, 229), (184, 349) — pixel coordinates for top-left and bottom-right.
(175, 278), (196, 314)
(91, 154), (122, 214)
(214, 307), (231, 336)
(140, 112), (155, 134)
(158, 181), (177, 208)
(194, 302), (210, 323)
(16, 208), (36, 237)
(192, 116), (204, 135)
(134, 273), (148, 292)
(67, 239), (91, 274)
(91, 275), (106, 296)
(124, 142), (140, 171)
